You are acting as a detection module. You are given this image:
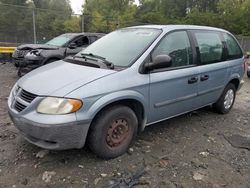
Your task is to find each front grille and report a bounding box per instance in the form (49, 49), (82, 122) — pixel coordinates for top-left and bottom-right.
(12, 88), (38, 113)
(20, 89), (37, 103)
(13, 50), (30, 58)
(14, 101), (27, 112)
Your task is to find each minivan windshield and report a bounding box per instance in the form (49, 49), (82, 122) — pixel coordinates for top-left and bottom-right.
(77, 28), (161, 67)
(46, 34), (75, 46)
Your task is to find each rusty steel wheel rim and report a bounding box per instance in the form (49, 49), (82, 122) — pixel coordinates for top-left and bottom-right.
(106, 118), (130, 148)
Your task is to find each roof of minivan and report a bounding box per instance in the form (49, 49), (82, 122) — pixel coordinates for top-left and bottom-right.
(128, 25), (228, 33)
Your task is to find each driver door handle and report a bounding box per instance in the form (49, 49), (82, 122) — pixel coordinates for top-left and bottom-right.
(188, 77), (198, 84)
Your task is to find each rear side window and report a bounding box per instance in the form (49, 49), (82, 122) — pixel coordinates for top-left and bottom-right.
(223, 33), (243, 59)
(194, 31), (223, 65)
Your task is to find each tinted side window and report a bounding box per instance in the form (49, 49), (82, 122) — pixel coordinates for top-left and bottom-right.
(74, 36), (90, 47)
(194, 32), (223, 65)
(152, 31), (193, 68)
(89, 36), (98, 43)
(223, 33), (243, 59)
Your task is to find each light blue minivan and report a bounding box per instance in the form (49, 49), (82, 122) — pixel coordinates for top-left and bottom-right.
(8, 25), (246, 159)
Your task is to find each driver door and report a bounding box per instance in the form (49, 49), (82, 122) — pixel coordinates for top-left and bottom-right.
(148, 30), (199, 123)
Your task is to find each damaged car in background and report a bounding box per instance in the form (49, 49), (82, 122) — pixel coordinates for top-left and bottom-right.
(12, 32), (105, 76)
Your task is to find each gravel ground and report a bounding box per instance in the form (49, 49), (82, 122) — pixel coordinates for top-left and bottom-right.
(0, 62), (250, 188)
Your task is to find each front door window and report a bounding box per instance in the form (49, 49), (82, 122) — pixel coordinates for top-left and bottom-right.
(152, 31), (193, 68)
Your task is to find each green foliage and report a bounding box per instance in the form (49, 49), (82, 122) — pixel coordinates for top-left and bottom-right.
(1, 0), (250, 45)
(217, 0), (250, 35)
(0, 0), (73, 44)
(83, 0), (137, 32)
(184, 8), (222, 27)
(88, 11), (106, 32)
(64, 16), (81, 33)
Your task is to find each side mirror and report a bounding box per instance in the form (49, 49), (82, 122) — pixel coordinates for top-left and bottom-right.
(145, 55), (172, 71)
(68, 42), (78, 49)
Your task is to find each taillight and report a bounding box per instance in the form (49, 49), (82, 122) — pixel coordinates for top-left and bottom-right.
(243, 58), (247, 72)
(243, 55), (249, 72)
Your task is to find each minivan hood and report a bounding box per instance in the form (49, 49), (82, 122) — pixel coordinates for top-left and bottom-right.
(17, 44), (59, 50)
(18, 60), (116, 96)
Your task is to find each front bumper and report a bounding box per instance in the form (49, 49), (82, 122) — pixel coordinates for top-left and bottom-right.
(8, 109), (91, 150)
(13, 58), (44, 76)
(12, 58), (24, 67)
(13, 58), (43, 68)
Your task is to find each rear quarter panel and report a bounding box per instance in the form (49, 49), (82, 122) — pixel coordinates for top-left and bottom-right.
(226, 57), (245, 88)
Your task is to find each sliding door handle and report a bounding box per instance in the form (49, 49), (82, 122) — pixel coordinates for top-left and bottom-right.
(200, 75), (209, 81)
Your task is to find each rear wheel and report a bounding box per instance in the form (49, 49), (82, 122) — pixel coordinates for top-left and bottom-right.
(213, 83), (236, 114)
(88, 105), (138, 159)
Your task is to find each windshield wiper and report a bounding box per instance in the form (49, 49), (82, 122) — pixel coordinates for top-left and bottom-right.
(80, 53), (114, 69)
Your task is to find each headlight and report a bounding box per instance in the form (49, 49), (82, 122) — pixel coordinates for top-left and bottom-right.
(27, 49), (43, 57)
(8, 83), (19, 105)
(37, 97), (82, 115)
(12, 84), (20, 96)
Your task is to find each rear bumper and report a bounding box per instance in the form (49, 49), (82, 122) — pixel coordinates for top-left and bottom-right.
(8, 110), (91, 150)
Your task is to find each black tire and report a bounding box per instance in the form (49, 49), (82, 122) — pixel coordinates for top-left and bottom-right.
(88, 105), (138, 159)
(213, 83), (236, 114)
(17, 68), (23, 77)
(14, 62), (19, 68)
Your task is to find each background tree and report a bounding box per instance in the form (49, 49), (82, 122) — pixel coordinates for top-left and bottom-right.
(0, 0), (32, 43)
(0, 0), (73, 44)
(1, 0), (250, 45)
(83, 0), (137, 32)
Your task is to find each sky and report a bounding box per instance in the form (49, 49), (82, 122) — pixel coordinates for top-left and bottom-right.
(69, 0), (139, 14)
(70, 0), (84, 14)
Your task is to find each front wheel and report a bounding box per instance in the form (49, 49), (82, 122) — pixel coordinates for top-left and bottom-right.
(213, 83), (236, 114)
(88, 105), (138, 159)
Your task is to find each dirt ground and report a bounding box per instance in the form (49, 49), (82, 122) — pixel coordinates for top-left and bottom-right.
(0, 62), (250, 188)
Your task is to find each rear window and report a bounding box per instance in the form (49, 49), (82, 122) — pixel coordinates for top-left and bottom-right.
(223, 33), (243, 59)
(194, 31), (223, 65)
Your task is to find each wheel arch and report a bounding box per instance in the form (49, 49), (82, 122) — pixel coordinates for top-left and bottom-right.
(87, 91), (148, 134)
(229, 78), (240, 90)
(227, 77), (240, 90)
